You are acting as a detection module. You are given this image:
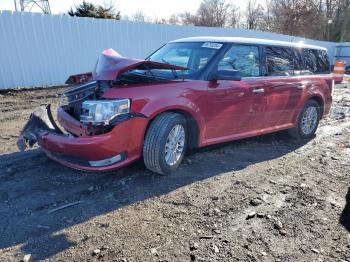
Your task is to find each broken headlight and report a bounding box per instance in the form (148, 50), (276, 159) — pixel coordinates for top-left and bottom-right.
(80, 99), (130, 125)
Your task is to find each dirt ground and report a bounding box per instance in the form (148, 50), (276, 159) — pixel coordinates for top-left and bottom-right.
(0, 84), (350, 262)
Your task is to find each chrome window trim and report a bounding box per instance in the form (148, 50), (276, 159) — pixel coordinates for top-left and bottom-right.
(242, 74), (333, 80)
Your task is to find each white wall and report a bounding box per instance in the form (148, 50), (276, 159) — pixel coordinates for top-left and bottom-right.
(0, 10), (339, 89)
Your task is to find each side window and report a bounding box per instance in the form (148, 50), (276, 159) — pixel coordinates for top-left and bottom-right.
(266, 46), (298, 76)
(217, 45), (260, 77)
(292, 49), (305, 76)
(302, 49), (330, 74)
(316, 50), (330, 74)
(303, 49), (318, 74)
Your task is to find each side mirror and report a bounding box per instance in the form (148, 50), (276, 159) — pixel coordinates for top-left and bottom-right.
(208, 70), (242, 81)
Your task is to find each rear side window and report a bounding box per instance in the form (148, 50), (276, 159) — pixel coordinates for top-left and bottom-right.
(303, 49), (330, 74)
(265, 46), (301, 76)
(217, 45), (260, 77)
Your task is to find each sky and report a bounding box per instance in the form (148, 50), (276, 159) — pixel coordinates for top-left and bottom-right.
(0, 0), (261, 20)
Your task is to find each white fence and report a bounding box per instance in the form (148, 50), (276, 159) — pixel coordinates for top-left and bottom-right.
(0, 10), (341, 89)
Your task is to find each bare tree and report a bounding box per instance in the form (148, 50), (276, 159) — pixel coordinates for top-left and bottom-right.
(266, 0), (323, 39)
(168, 14), (181, 25)
(180, 0), (230, 27)
(179, 11), (198, 25)
(154, 17), (169, 24)
(198, 0), (229, 27)
(119, 0), (350, 41)
(259, 0), (275, 31)
(129, 11), (152, 23)
(330, 0), (350, 41)
(245, 0), (265, 29)
(228, 4), (241, 28)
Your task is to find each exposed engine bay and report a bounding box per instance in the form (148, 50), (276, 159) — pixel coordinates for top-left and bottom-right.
(17, 49), (188, 151)
(64, 80), (109, 121)
(64, 74), (169, 121)
(62, 48), (187, 129)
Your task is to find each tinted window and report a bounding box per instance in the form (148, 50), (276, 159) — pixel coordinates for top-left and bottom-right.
(266, 46), (300, 76)
(316, 50), (330, 73)
(217, 45), (260, 77)
(303, 49), (330, 74)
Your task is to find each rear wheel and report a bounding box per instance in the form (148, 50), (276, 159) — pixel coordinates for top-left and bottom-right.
(143, 112), (187, 175)
(288, 100), (321, 139)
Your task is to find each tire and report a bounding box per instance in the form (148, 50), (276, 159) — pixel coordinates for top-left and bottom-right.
(143, 112), (187, 175)
(288, 100), (321, 139)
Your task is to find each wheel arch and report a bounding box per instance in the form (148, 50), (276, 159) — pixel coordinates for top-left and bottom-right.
(145, 108), (201, 150)
(308, 95), (325, 118)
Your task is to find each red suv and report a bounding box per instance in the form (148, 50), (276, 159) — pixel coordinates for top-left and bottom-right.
(18, 37), (333, 175)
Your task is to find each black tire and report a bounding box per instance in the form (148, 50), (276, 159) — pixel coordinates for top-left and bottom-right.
(143, 112), (187, 175)
(288, 100), (321, 139)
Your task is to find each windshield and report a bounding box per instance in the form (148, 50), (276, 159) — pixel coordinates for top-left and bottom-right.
(145, 42), (223, 79)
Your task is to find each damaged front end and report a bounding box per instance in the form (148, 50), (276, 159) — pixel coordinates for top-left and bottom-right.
(16, 79), (113, 154)
(17, 48), (184, 171)
(16, 90), (146, 171)
(60, 48), (186, 129)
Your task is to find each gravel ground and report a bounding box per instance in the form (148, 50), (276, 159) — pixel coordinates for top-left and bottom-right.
(0, 84), (349, 262)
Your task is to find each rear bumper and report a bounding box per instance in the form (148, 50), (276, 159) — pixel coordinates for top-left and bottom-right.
(18, 105), (148, 171)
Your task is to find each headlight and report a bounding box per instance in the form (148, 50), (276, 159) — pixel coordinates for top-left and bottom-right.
(80, 99), (130, 125)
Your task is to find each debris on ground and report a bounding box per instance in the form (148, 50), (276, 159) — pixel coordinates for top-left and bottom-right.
(0, 85), (349, 261)
(22, 254), (31, 262)
(48, 201), (84, 214)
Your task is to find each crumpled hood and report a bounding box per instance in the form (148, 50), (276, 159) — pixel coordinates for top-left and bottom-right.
(93, 49), (187, 81)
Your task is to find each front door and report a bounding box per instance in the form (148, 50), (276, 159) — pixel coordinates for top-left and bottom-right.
(204, 44), (267, 145)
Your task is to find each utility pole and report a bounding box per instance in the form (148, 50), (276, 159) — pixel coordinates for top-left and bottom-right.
(14, 0), (51, 14)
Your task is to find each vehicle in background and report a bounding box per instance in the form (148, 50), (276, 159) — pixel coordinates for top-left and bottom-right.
(18, 37), (333, 175)
(345, 66), (350, 75)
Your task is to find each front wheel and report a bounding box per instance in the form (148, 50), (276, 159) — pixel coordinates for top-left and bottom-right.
(143, 112), (187, 175)
(288, 100), (321, 139)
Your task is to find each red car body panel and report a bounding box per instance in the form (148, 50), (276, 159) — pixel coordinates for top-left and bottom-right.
(18, 41), (333, 172)
(36, 74), (332, 172)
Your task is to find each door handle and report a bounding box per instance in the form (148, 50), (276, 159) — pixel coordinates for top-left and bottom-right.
(295, 81), (309, 89)
(253, 88), (265, 94)
(295, 83), (306, 89)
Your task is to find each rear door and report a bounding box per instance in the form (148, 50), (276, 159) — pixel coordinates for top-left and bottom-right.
(262, 46), (304, 129)
(300, 48), (333, 112)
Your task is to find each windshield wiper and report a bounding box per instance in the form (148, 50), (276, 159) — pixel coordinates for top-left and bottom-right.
(143, 64), (155, 78)
(161, 59), (179, 79)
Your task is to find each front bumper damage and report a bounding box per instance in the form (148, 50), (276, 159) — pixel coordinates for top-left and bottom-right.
(16, 49), (185, 172)
(17, 105), (148, 171)
(17, 105), (63, 152)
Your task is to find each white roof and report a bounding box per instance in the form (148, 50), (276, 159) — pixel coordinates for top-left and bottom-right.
(170, 36), (327, 51)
